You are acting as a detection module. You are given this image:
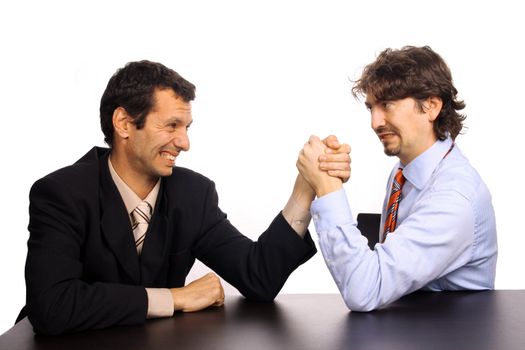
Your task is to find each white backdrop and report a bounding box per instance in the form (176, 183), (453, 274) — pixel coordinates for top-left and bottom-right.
(1, 0), (523, 334)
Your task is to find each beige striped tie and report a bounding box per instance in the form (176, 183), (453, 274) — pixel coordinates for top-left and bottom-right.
(131, 201), (152, 254)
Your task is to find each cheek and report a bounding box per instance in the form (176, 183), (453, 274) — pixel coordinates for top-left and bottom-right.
(150, 132), (171, 149)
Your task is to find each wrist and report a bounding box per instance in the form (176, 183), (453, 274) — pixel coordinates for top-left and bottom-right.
(314, 179), (342, 197)
(292, 175), (315, 210)
(170, 288), (183, 311)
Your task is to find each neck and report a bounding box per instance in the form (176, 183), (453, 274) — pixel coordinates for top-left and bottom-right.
(400, 134), (438, 165)
(109, 152), (158, 200)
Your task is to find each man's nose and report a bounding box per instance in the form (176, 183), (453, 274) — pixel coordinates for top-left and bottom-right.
(174, 131), (190, 151)
(371, 109), (386, 131)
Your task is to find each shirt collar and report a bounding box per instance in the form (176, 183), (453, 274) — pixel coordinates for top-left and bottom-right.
(401, 137), (454, 190)
(108, 157), (161, 215)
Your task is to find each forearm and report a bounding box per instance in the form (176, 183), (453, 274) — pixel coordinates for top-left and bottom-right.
(197, 214), (316, 302)
(27, 278), (147, 335)
(311, 189), (475, 311)
(282, 175), (315, 238)
(310, 189), (384, 311)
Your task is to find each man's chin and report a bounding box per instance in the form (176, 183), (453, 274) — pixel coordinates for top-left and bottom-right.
(158, 166), (175, 177)
(383, 146), (401, 157)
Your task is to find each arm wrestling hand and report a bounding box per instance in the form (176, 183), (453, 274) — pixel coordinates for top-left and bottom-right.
(320, 135), (351, 183)
(170, 272), (225, 312)
(297, 135), (343, 197)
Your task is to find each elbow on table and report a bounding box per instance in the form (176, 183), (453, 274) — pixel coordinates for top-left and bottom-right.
(342, 293), (381, 313)
(240, 285), (280, 302)
(26, 292), (80, 336)
(27, 306), (70, 336)
(345, 302), (377, 313)
(242, 291), (278, 303)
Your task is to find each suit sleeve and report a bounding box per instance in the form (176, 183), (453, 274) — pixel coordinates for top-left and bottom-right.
(192, 181), (316, 301)
(25, 175), (148, 335)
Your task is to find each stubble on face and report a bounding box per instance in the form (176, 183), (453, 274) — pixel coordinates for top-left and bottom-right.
(129, 89), (192, 181)
(375, 125), (401, 157)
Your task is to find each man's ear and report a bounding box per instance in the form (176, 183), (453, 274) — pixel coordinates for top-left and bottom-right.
(426, 96), (443, 122)
(113, 107), (132, 140)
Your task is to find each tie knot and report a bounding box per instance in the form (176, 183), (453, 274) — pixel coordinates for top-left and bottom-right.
(132, 201), (152, 224)
(395, 167), (405, 183)
(393, 168), (406, 190)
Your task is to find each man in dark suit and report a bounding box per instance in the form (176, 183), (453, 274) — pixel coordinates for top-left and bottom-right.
(19, 60), (350, 335)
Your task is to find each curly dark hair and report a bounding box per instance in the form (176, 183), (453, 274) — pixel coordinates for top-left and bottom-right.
(100, 60), (196, 147)
(352, 46), (466, 140)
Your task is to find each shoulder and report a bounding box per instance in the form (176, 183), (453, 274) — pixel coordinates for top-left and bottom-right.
(31, 147), (106, 198)
(168, 166), (213, 184)
(161, 167), (224, 216)
(430, 147), (490, 202)
(164, 167), (213, 186)
(162, 166), (216, 197)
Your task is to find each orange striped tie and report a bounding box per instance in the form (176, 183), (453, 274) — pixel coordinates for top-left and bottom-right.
(382, 168), (406, 243)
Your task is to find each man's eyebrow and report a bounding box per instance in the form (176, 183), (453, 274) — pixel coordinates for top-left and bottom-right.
(167, 117), (193, 125)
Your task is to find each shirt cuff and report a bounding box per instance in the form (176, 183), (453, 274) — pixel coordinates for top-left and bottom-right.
(311, 188), (356, 234)
(145, 288), (174, 318)
(282, 194), (312, 238)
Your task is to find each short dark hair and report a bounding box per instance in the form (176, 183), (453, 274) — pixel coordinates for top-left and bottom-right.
(100, 60), (196, 147)
(352, 46), (466, 140)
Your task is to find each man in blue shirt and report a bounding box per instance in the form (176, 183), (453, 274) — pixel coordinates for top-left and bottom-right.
(296, 46), (497, 311)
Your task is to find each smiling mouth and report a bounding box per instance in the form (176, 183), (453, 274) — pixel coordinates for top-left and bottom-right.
(378, 132), (397, 141)
(160, 151), (177, 161)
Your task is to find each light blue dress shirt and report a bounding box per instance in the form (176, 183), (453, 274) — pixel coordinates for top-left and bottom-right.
(311, 137), (497, 311)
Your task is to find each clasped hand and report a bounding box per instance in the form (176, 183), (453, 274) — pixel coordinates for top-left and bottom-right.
(169, 136), (350, 313)
(297, 135), (351, 197)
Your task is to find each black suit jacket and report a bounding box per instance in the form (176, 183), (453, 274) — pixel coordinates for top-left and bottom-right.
(21, 147), (316, 335)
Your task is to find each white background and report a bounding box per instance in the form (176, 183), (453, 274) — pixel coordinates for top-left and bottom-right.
(1, 0), (523, 334)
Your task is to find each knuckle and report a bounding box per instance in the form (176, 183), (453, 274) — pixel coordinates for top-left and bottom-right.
(213, 284), (223, 296)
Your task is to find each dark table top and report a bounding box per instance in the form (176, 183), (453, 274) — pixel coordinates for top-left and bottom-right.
(2, 291), (525, 350)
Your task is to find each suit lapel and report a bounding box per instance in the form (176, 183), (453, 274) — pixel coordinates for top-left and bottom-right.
(99, 154), (141, 284)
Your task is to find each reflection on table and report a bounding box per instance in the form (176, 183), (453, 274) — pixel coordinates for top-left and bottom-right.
(1, 291), (524, 350)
